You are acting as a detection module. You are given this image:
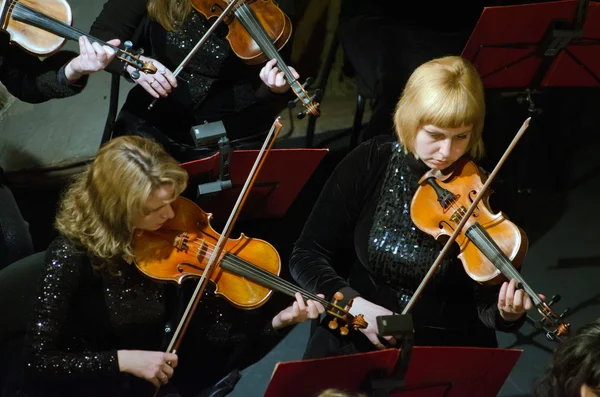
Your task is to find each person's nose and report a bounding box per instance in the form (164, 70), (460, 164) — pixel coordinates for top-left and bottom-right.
(438, 139), (453, 158)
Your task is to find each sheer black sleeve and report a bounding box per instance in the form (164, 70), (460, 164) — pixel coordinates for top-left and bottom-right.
(0, 45), (86, 103)
(25, 237), (119, 381)
(289, 139), (386, 303)
(89, 0), (148, 76)
(474, 283), (526, 332)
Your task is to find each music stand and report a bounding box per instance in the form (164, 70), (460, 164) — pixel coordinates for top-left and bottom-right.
(263, 346), (522, 397)
(462, 0), (600, 192)
(180, 148), (328, 222)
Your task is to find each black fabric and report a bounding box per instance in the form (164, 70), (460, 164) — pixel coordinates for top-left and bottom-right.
(289, 136), (525, 359)
(8, 234), (288, 396)
(0, 32), (87, 103)
(18, 236), (170, 396)
(0, 184), (33, 270)
(0, 251), (46, 397)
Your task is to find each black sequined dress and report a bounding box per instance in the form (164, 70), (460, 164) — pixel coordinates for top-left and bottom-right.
(20, 235), (282, 396)
(90, 0), (296, 162)
(289, 136), (525, 359)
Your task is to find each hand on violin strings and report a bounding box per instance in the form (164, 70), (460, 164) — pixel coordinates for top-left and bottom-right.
(117, 350), (178, 388)
(65, 36), (120, 82)
(127, 55), (177, 99)
(272, 292), (325, 329)
(498, 278), (546, 322)
(349, 297), (397, 349)
(260, 58), (300, 94)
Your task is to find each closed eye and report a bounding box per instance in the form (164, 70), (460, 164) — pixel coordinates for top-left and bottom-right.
(427, 131), (444, 139)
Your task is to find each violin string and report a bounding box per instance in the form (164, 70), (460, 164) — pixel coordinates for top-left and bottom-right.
(236, 5), (289, 72)
(172, 236), (334, 309)
(236, 4), (302, 89)
(440, 188), (543, 305)
(219, 252), (334, 308)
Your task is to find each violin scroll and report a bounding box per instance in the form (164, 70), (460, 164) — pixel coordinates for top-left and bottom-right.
(120, 40), (157, 76)
(326, 291), (368, 335)
(287, 76), (322, 119)
(530, 294), (571, 341)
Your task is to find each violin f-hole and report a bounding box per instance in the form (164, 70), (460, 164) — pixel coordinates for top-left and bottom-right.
(468, 189), (481, 217)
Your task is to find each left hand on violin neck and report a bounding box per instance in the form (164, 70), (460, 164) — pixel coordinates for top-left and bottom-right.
(498, 278), (546, 322)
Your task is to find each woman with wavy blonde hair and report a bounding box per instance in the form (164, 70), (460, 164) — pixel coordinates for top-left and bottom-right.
(21, 136), (323, 397)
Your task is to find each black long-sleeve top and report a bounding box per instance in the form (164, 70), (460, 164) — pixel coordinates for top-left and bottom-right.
(0, 33), (87, 104)
(289, 136), (525, 349)
(21, 236), (170, 396)
(89, 0), (295, 144)
(21, 234), (286, 396)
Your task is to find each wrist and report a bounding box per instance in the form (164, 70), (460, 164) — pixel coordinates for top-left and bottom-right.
(498, 309), (523, 323)
(64, 61), (83, 83)
(117, 350), (129, 373)
(272, 315), (283, 330)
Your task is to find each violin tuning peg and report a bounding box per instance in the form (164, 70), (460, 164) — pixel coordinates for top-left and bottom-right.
(130, 70), (140, 80)
(332, 292), (344, 306)
(340, 325), (349, 336)
(313, 88), (323, 101)
(549, 294), (562, 306)
(124, 40), (133, 50)
(297, 111), (306, 120)
(328, 318), (339, 330)
(559, 307), (570, 318)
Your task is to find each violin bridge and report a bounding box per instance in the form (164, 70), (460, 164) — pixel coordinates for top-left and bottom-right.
(450, 205), (467, 224)
(173, 232), (189, 251)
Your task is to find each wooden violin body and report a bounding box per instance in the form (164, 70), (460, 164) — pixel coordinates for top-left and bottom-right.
(133, 196), (368, 332)
(409, 154), (569, 340)
(411, 158), (529, 285)
(1, 0), (70, 55)
(134, 196), (280, 310)
(192, 0), (291, 65)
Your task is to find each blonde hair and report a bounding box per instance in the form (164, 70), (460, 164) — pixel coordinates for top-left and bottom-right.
(55, 136), (188, 265)
(394, 56), (486, 160)
(147, 0), (192, 32)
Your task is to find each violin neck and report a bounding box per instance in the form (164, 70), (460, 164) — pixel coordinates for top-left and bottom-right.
(11, 2), (112, 49)
(220, 252), (330, 308)
(465, 223), (544, 306)
(233, 3), (314, 108)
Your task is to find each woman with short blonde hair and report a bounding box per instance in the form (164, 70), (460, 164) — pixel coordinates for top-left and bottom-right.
(290, 56), (540, 360)
(394, 56), (486, 160)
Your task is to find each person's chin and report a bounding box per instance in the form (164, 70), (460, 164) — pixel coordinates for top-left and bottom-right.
(426, 160), (449, 170)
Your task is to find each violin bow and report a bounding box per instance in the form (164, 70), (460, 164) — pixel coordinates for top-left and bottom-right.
(155, 118), (282, 387)
(402, 117), (531, 315)
(147, 0), (245, 110)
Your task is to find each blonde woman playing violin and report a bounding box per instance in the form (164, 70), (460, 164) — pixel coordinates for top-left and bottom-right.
(19, 136), (323, 397)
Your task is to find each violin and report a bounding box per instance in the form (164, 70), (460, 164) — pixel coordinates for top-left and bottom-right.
(132, 196), (367, 335)
(190, 0), (321, 119)
(1, 0), (156, 74)
(407, 119), (570, 341)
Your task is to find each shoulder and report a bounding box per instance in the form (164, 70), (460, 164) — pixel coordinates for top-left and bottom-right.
(345, 134), (398, 172)
(45, 235), (91, 275)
